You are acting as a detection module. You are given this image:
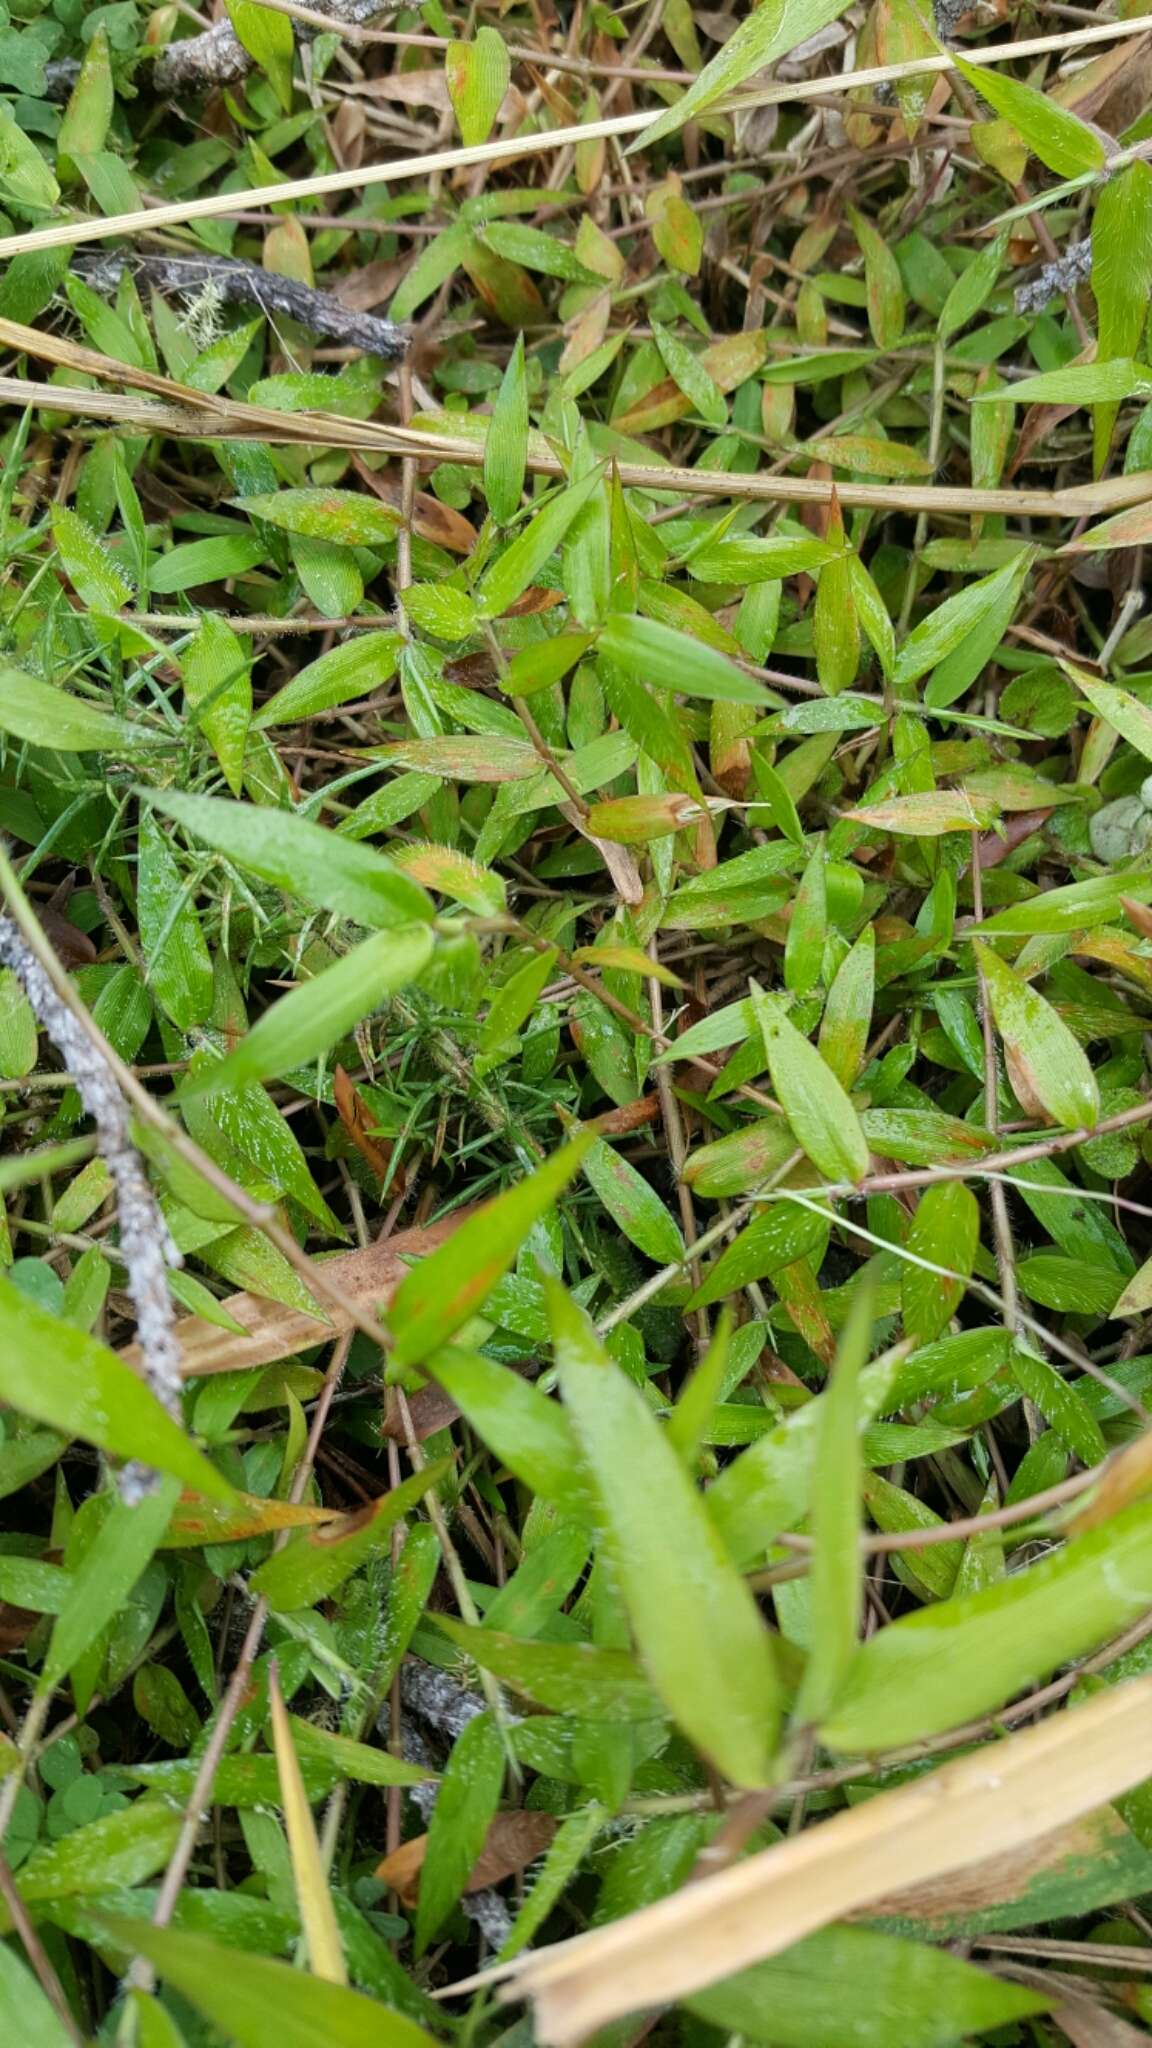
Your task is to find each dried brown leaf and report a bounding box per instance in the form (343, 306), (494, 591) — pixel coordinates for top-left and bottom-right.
(118, 1212), (469, 1379)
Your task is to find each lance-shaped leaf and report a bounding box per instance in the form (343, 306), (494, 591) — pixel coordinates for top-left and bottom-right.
(751, 982), (870, 1185)
(549, 1281), (778, 1786)
(251, 1465), (444, 1611)
(952, 51), (1108, 178)
(387, 1135), (595, 1368)
(974, 940), (1099, 1130)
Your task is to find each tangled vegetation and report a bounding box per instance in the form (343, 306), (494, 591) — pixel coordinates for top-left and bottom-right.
(5, 0), (1152, 2042)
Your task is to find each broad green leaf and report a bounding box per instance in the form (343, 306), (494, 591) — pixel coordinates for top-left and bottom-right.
(0, 108), (57, 215)
(972, 872), (1152, 934)
(250, 1467), (442, 1611)
(938, 227), (1008, 343)
(253, 631), (401, 729)
(182, 613), (251, 794)
(287, 1717), (435, 1790)
(902, 1180), (979, 1347)
(822, 1495), (1152, 1752)
(550, 1282), (778, 1786)
(688, 1203), (830, 1310)
(582, 1135), (685, 1265)
(849, 206), (905, 349)
(814, 549), (858, 694)
(143, 790), (433, 930)
(0, 1555), (71, 1611)
(1010, 1346), (1107, 1464)
(751, 982), (869, 1185)
(599, 614), (769, 704)
(0, 1944), (75, 2048)
(10, 1804), (181, 1921)
(953, 51), (1107, 177)
(795, 1284), (871, 1722)
(652, 322), (727, 427)
(1064, 664), (1152, 763)
(446, 27), (511, 148)
(477, 469), (603, 619)
(150, 535), (267, 595)
(94, 1918), (440, 2048)
(51, 503), (131, 609)
(57, 25), (112, 164)
(0, 1274), (231, 1497)
(238, 489), (403, 546)
(687, 1925), (1046, 2046)
(978, 358), (1152, 409)
(686, 533), (837, 583)
(975, 941), (1099, 1130)
(387, 1135), (594, 1369)
(818, 926), (874, 1087)
(390, 223), (473, 323)
(484, 332), (528, 524)
(481, 945), (558, 1055)
(183, 924), (435, 1096)
(425, 1347), (589, 1512)
(0, 667), (161, 752)
(416, 1712), (504, 1952)
(40, 1477), (177, 1696)
(433, 1614), (662, 1720)
(784, 841), (826, 997)
(137, 809), (213, 1031)
(924, 548), (1033, 709)
(634, 0), (846, 150)
(894, 553), (1035, 692)
(227, 0), (294, 110)
(1090, 162), (1152, 469)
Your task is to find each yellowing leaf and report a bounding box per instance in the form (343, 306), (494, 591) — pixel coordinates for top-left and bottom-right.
(446, 27), (510, 147)
(269, 1664), (346, 1982)
(847, 790), (999, 837)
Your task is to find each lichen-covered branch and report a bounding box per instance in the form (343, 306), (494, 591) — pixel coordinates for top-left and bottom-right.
(0, 916), (182, 1501)
(74, 252), (408, 361)
(45, 0), (387, 101)
(1014, 240), (1092, 315)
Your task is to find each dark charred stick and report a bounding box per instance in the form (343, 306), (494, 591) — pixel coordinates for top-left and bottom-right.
(45, 0), (385, 101)
(73, 251), (408, 361)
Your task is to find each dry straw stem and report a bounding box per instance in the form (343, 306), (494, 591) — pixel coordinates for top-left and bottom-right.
(0, 15), (1147, 262)
(461, 1677), (1152, 2043)
(2, 321), (1151, 520)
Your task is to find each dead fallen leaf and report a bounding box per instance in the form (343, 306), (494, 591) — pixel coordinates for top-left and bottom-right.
(351, 456), (477, 555)
(381, 1381), (464, 1444)
(376, 1809), (558, 1904)
(592, 1096), (662, 1137)
(334, 1063), (402, 1188)
(1052, 1988), (1151, 2048)
(118, 1211), (468, 1380)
